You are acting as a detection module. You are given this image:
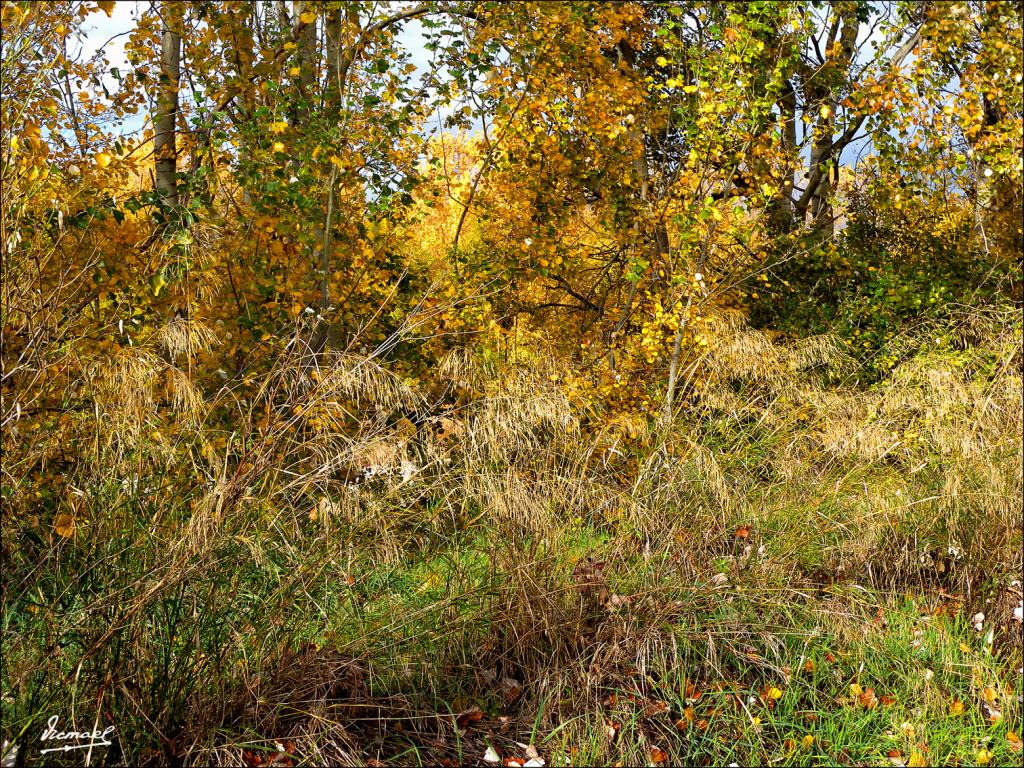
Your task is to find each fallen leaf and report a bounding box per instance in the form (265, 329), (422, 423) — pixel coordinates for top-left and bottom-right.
(850, 683), (863, 697)
(54, 513), (75, 538)
(899, 722), (916, 740)
(1007, 731), (1022, 753)
(801, 735), (814, 749)
(765, 686), (784, 701)
(981, 701), (1002, 723)
(609, 593), (631, 609)
(501, 676), (522, 702)
(880, 694), (897, 706)
(523, 760), (545, 768)
(483, 746), (501, 765)
(643, 700), (669, 717)
(455, 705), (483, 729)
(735, 526), (750, 539)
(949, 699), (965, 716)
(858, 688), (879, 709)
(650, 747), (669, 765)
(975, 748), (992, 766)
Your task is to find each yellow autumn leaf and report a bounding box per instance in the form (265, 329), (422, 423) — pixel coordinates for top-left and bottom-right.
(975, 748), (992, 766)
(299, 11), (316, 24)
(949, 699), (965, 716)
(54, 513), (76, 538)
(416, 572), (442, 593)
(766, 686), (783, 700)
(683, 85), (698, 94)
(655, 56), (668, 67)
(272, 141), (286, 153)
(289, 66), (301, 76)
(94, 151), (113, 169)
(269, 121), (289, 134)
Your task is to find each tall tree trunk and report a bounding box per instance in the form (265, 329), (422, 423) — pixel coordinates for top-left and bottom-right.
(768, 79), (797, 232)
(154, 2), (181, 209)
(324, 5), (342, 110)
(293, 1), (318, 97)
(807, 116), (836, 236)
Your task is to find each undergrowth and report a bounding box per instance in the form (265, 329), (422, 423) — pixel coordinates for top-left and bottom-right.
(2, 305), (1022, 766)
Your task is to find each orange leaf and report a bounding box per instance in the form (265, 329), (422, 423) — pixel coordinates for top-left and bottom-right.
(54, 513), (75, 538)
(858, 688), (878, 709)
(455, 705), (483, 729)
(650, 748), (669, 765)
(1007, 731), (1022, 753)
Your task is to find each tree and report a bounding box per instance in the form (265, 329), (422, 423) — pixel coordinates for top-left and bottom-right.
(154, 0), (181, 210)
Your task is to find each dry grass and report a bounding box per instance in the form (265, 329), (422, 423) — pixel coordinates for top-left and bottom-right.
(2, 303), (1021, 765)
